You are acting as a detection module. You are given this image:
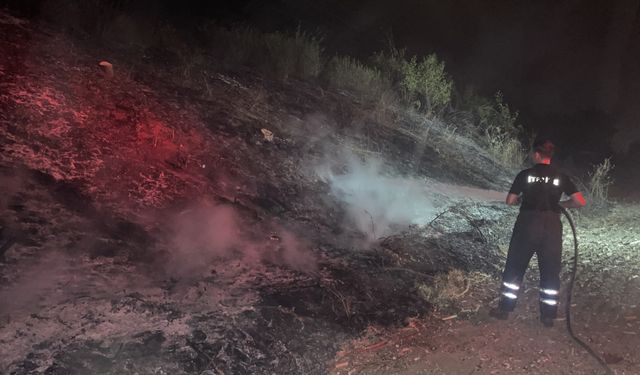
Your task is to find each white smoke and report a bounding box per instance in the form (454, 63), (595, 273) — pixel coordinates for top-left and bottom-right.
(315, 150), (441, 241)
(162, 201), (317, 278)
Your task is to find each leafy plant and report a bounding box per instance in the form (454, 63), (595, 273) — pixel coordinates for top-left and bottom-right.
(399, 54), (453, 113)
(372, 46), (453, 114)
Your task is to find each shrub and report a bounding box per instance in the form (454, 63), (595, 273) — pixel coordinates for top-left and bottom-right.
(372, 47), (453, 114)
(207, 25), (322, 81)
(477, 92), (518, 131)
(264, 29), (323, 81)
(587, 157), (614, 210)
(371, 88), (400, 124)
(477, 92), (526, 169)
(322, 56), (389, 96)
(371, 45), (406, 87)
(400, 54), (453, 113)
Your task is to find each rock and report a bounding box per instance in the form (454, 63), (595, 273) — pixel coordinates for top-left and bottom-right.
(191, 329), (207, 343)
(261, 128), (274, 142)
(99, 61), (114, 78)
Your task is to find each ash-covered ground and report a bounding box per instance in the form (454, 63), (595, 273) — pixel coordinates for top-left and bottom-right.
(329, 203), (640, 374)
(0, 9), (638, 375)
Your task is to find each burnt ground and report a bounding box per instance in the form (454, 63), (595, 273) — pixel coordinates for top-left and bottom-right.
(329, 204), (640, 375)
(332, 205), (640, 374)
(0, 9), (639, 375)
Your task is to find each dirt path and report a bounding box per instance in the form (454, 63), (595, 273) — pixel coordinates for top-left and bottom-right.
(427, 180), (505, 204)
(331, 317), (616, 374)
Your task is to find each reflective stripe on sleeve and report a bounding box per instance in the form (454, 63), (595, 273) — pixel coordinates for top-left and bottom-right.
(541, 299), (558, 306)
(541, 289), (558, 296)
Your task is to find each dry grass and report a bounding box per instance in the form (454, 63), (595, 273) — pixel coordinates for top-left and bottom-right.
(431, 269), (469, 300)
(475, 92), (526, 169)
(417, 269), (495, 314)
(586, 157), (614, 211)
(322, 56), (389, 96)
(371, 89), (400, 124)
(207, 25), (323, 81)
(484, 131), (527, 170)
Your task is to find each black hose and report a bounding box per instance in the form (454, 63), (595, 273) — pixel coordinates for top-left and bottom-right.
(561, 207), (613, 375)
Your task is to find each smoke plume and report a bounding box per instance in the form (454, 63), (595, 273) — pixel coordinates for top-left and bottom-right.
(315, 150), (440, 241)
(162, 201), (317, 278)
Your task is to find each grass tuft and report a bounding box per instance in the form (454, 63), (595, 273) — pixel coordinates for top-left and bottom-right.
(322, 56), (389, 96)
(417, 269), (469, 308)
(476, 92), (526, 169)
(586, 157), (614, 211)
(207, 25), (323, 81)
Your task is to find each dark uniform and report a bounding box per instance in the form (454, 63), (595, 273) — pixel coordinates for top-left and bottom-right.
(498, 163), (578, 319)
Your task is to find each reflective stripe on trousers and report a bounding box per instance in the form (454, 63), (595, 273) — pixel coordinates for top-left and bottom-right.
(499, 211), (563, 318)
(540, 288), (559, 305)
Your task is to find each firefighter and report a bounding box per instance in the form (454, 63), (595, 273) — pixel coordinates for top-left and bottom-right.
(491, 140), (586, 327)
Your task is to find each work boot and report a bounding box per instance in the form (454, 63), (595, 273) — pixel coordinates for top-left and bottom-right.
(489, 308), (509, 320)
(540, 316), (554, 328)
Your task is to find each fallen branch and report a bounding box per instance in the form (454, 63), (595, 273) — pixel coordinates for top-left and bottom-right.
(452, 279), (471, 298)
(459, 212), (487, 243)
(334, 361), (349, 369)
(428, 207), (454, 229)
(364, 341), (388, 351)
(186, 339), (225, 374)
(364, 209), (376, 238)
(327, 286), (354, 319)
(347, 146), (381, 155)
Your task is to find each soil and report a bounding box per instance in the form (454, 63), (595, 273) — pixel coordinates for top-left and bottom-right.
(0, 9), (638, 375)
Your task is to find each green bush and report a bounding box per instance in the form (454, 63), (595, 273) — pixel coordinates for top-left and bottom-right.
(400, 54), (453, 113)
(372, 47), (453, 114)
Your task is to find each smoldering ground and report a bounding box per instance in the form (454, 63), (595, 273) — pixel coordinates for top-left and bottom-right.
(0, 252), (69, 315)
(155, 200), (318, 280)
(312, 147), (505, 243)
(315, 152), (436, 241)
(0, 166), (317, 319)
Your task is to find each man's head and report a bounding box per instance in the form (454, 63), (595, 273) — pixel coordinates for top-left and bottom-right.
(531, 139), (555, 164)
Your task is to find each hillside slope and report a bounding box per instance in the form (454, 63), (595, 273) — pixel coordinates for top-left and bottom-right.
(2, 10), (638, 375)
(0, 10), (513, 374)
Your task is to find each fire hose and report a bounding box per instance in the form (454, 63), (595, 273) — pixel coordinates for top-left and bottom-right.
(561, 207), (613, 375)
